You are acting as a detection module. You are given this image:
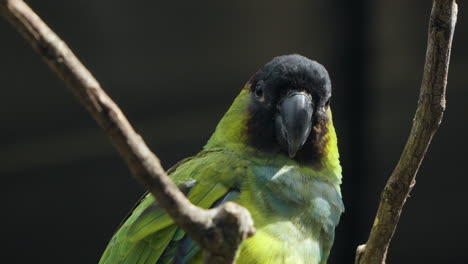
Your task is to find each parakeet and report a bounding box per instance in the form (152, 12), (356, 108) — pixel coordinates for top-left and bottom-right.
(100, 54), (344, 264)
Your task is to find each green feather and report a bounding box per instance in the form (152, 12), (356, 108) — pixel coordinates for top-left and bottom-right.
(100, 81), (343, 264)
(99, 149), (246, 264)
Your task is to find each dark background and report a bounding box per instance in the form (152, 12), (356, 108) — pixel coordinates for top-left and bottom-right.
(1, 0), (467, 263)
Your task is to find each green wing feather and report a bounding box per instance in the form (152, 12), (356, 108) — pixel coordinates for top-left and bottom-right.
(99, 150), (246, 264)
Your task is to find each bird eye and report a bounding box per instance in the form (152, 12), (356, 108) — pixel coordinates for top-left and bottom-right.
(255, 85), (264, 99)
(325, 98), (331, 106)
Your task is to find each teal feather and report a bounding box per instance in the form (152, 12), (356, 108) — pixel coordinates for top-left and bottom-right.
(100, 62), (344, 263)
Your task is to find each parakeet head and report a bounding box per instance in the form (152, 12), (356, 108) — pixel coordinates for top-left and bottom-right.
(246, 54), (332, 163)
(206, 54), (338, 168)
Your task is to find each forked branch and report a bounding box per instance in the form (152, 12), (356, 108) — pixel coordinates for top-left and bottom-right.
(356, 0), (458, 263)
(0, 1), (255, 263)
(1, 0), (459, 263)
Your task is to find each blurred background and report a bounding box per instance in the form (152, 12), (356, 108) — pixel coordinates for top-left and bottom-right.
(1, 0), (467, 263)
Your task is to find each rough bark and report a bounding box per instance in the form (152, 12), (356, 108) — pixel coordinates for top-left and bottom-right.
(1, 0), (459, 263)
(356, 1), (457, 263)
(0, 1), (255, 263)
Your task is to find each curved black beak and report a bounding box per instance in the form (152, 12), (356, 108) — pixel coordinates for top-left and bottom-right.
(275, 92), (314, 158)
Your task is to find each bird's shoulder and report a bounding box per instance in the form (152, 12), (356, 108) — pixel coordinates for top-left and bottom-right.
(168, 148), (251, 187)
(121, 148), (250, 234)
(99, 149), (250, 263)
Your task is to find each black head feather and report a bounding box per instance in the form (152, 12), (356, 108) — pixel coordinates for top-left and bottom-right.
(246, 54), (333, 166)
(250, 54), (332, 107)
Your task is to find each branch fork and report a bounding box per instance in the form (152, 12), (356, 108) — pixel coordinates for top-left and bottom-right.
(0, 0), (458, 263)
(0, 1), (255, 263)
(356, 1), (457, 263)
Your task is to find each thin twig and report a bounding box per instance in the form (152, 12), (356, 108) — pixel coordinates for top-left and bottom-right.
(0, 1), (255, 263)
(356, 0), (457, 263)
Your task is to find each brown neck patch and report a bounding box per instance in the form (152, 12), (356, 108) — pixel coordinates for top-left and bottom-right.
(246, 100), (331, 168)
(294, 110), (330, 168)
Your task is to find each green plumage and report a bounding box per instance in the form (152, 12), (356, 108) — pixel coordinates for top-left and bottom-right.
(100, 55), (344, 264)
(100, 150), (244, 264)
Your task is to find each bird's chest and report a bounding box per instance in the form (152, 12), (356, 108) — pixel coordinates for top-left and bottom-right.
(252, 165), (342, 226)
(237, 165), (343, 264)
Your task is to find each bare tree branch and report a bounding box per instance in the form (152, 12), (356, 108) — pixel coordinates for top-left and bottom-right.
(356, 1), (458, 263)
(0, 1), (255, 263)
